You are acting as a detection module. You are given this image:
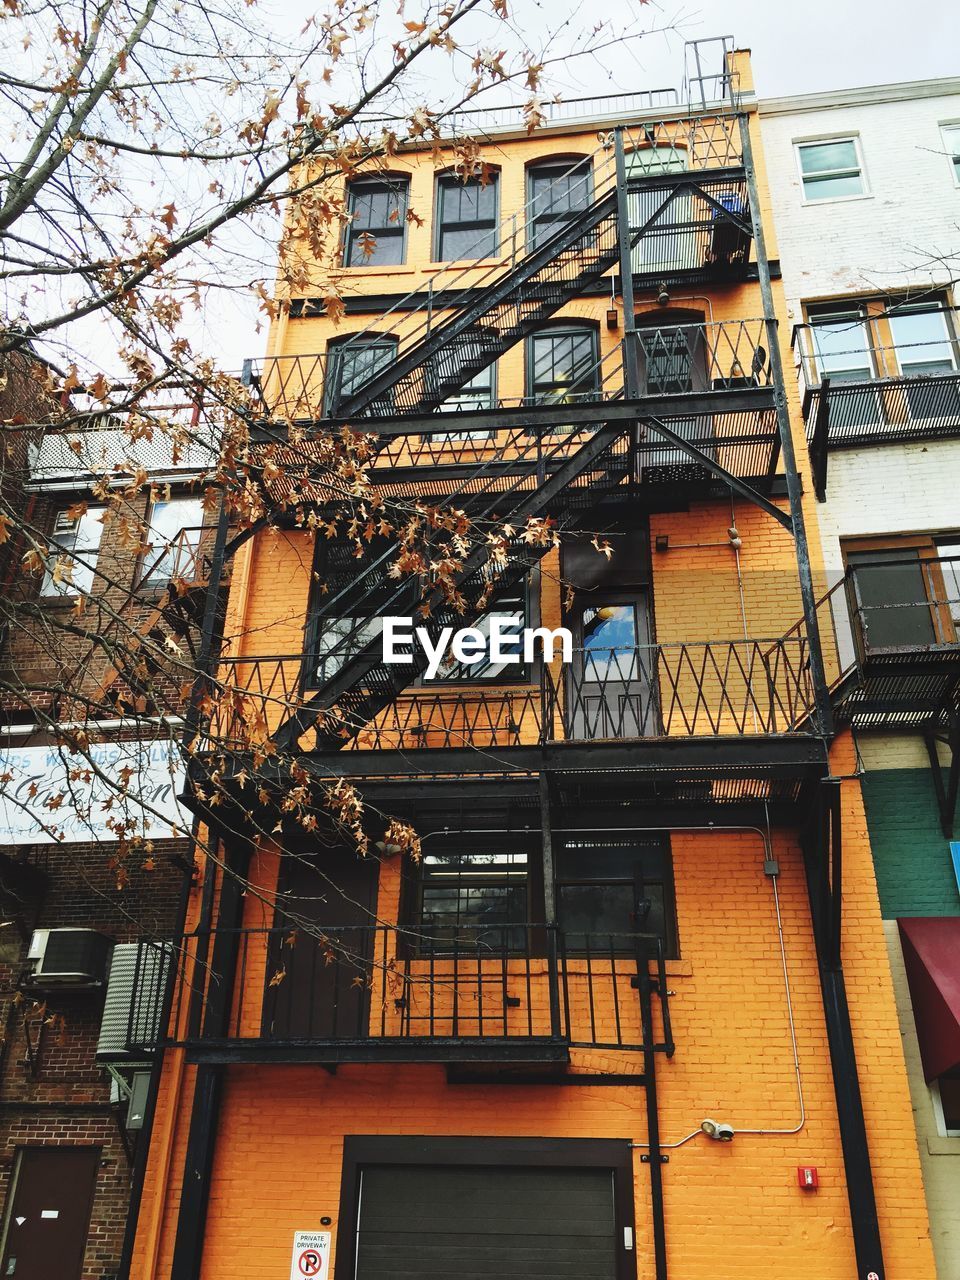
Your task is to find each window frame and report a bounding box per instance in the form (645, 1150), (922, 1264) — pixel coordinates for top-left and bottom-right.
(941, 122), (960, 187)
(795, 136), (867, 203)
(139, 493), (205, 589)
(525, 156), (593, 251)
(433, 169), (500, 263)
(931, 1070), (960, 1138)
(402, 829), (544, 956)
(554, 832), (679, 959)
(840, 532), (960, 653)
(342, 175), (410, 268)
(40, 506), (106, 598)
(323, 333), (398, 417)
(525, 322), (602, 410)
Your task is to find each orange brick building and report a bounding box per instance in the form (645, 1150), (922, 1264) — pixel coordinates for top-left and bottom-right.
(127, 43), (936, 1280)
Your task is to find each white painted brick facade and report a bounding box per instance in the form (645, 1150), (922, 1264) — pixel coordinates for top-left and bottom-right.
(763, 86), (960, 1280)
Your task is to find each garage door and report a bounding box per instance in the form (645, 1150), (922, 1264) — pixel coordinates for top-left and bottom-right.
(354, 1164), (619, 1279)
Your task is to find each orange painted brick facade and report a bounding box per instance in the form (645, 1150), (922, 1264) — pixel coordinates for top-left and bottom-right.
(130, 50), (938, 1280)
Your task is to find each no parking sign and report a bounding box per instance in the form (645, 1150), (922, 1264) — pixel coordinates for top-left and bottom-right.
(290, 1230), (331, 1280)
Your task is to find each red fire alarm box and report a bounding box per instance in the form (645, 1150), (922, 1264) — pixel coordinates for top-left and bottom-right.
(797, 1166), (819, 1189)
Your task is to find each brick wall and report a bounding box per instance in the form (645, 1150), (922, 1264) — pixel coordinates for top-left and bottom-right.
(860, 768), (960, 918)
(0, 839), (184, 1280)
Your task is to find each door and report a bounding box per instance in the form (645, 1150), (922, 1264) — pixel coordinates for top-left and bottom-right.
(635, 313), (712, 472)
(568, 592), (659, 739)
(0, 1147), (100, 1280)
(627, 144), (691, 275)
(263, 845), (379, 1040)
(353, 1164), (620, 1280)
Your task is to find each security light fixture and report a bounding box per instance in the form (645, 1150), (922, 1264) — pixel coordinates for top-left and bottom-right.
(701, 1118), (735, 1141)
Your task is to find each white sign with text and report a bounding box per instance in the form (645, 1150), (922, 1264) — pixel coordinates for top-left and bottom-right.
(0, 739), (187, 845)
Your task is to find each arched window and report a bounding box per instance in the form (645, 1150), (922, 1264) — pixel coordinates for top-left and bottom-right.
(343, 175), (409, 267)
(324, 334), (398, 416)
(526, 157), (593, 250)
(434, 168), (499, 261)
(526, 324), (600, 407)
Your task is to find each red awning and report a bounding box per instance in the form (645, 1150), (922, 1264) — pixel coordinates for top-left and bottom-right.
(898, 917), (960, 1083)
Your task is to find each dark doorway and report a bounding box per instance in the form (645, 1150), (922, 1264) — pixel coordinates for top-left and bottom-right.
(846, 549), (939, 650)
(0, 1146), (100, 1280)
(635, 308), (715, 479)
(262, 845), (379, 1041)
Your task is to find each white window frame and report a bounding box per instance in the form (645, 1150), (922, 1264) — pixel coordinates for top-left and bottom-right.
(940, 122), (960, 188)
(40, 507), (105, 597)
(931, 1078), (960, 1139)
(794, 135), (868, 205)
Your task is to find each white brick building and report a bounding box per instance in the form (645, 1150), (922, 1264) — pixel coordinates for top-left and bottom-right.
(762, 78), (960, 1280)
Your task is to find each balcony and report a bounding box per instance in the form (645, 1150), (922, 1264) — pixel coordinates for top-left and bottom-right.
(818, 553), (960, 732)
(792, 311), (960, 500)
(156, 925), (674, 1066)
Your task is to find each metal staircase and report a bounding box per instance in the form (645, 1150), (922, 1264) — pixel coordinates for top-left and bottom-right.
(273, 420), (630, 750)
(333, 189), (621, 420)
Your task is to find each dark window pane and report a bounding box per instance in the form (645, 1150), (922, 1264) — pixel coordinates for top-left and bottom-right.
(419, 847), (529, 950)
(437, 175), (498, 260)
(529, 161), (592, 248)
(558, 884), (666, 952)
(846, 551), (937, 649)
(529, 328), (599, 403)
(345, 179), (408, 266)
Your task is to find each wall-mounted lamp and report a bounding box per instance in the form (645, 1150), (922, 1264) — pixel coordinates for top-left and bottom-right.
(655, 535), (669, 553)
(727, 525), (742, 550)
(656, 284), (671, 307)
(606, 308), (619, 331)
(701, 1118), (735, 1142)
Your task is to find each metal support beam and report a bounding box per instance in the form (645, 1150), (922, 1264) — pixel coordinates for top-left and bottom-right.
(739, 113), (834, 737)
(642, 415), (792, 528)
(925, 720), (960, 838)
(635, 948), (668, 1280)
(810, 376), (831, 501)
(183, 498), (230, 743)
(169, 1065), (223, 1280)
(804, 781), (885, 1280)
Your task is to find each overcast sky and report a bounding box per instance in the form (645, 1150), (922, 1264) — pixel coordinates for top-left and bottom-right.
(502, 0), (959, 102)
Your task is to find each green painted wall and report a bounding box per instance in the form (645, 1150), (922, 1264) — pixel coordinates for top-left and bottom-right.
(860, 769), (960, 918)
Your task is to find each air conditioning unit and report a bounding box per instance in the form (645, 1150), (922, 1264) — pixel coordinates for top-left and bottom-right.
(25, 928), (113, 991)
(96, 942), (172, 1062)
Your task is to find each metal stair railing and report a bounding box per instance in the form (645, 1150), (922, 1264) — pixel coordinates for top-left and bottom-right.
(244, 114), (746, 423)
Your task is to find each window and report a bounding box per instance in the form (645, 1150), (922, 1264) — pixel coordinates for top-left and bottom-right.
(415, 833), (535, 951)
(423, 584), (527, 682)
(807, 304), (880, 427)
(888, 302), (959, 419)
(527, 326), (600, 409)
(555, 833), (677, 956)
(935, 1069), (960, 1136)
(843, 535), (960, 651)
(796, 138), (864, 200)
(308, 534), (394, 685)
(344, 177), (409, 267)
(435, 172), (498, 261)
(141, 495), (204, 586)
(324, 335), (397, 416)
(40, 507), (105, 596)
(942, 124), (960, 185)
(527, 159), (592, 249)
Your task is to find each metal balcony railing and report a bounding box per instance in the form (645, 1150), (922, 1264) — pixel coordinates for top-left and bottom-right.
(134, 525), (217, 591)
(159, 924), (673, 1057)
(201, 636), (815, 752)
(243, 317), (772, 428)
(777, 553), (960, 730)
(792, 313), (960, 494)
(242, 117), (747, 422)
